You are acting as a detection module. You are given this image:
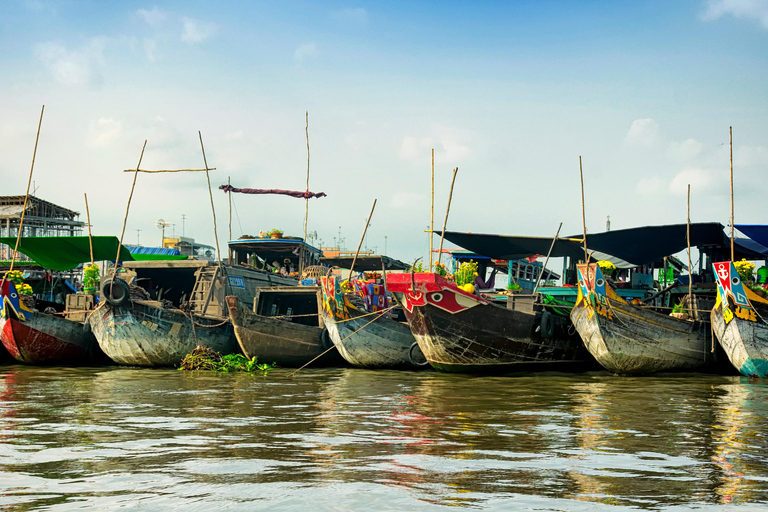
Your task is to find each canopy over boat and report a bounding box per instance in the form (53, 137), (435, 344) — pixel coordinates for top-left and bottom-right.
(0, 236), (134, 271)
(439, 223), (767, 268)
(735, 225), (768, 255)
(319, 254), (410, 271)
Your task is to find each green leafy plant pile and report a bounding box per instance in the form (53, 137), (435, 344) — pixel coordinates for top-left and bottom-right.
(83, 264), (100, 290)
(179, 346), (275, 373)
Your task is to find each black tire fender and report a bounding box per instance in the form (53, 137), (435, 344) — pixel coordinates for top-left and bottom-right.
(101, 277), (130, 307)
(540, 310), (555, 339)
(408, 341), (430, 367)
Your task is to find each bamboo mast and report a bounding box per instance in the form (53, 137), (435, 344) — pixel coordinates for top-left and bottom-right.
(301, 112), (310, 275)
(436, 167), (459, 267)
(84, 193), (94, 266)
(730, 126), (734, 261)
(687, 184), (693, 305)
(8, 105), (44, 275)
(227, 176), (232, 264)
(579, 156), (588, 263)
(348, 199), (377, 279)
(533, 222), (563, 295)
(430, 148), (434, 271)
(113, 140), (147, 275)
(198, 131), (222, 265)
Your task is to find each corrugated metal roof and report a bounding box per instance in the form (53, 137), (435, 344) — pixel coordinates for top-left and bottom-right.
(125, 245), (182, 256)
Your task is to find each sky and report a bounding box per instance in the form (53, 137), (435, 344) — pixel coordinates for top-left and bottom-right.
(1, 0), (767, 268)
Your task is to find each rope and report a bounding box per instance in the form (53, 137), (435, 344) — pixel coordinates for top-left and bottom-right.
(290, 304), (396, 376)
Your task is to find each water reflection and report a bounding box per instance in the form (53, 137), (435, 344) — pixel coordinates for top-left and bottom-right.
(0, 366), (766, 510)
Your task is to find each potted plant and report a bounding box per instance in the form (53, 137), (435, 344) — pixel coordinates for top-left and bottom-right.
(83, 264), (100, 294)
(267, 228), (283, 239)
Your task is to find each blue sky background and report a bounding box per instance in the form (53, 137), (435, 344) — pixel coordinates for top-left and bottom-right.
(1, 0), (766, 265)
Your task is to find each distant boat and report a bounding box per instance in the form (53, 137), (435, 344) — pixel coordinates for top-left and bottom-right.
(387, 272), (591, 373)
(319, 274), (427, 369)
(571, 263), (717, 374)
(711, 261), (768, 378)
(1, 279), (104, 365)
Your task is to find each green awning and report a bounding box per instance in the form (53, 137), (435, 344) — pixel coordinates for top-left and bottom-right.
(0, 236), (135, 271)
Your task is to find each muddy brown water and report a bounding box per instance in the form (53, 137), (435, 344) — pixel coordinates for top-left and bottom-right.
(0, 366), (766, 511)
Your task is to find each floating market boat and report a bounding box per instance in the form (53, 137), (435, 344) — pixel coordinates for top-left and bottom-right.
(0, 236), (133, 365)
(319, 272), (427, 369)
(570, 263), (716, 374)
(386, 272), (590, 373)
(90, 236), (320, 367)
(711, 260), (768, 377)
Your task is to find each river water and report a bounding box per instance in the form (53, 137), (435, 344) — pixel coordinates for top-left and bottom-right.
(0, 366), (766, 511)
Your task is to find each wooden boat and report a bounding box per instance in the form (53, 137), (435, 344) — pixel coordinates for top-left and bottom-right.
(1, 279), (103, 365)
(711, 261), (768, 377)
(571, 263), (716, 374)
(225, 290), (345, 367)
(386, 272), (592, 373)
(319, 274), (427, 369)
(87, 237), (322, 367)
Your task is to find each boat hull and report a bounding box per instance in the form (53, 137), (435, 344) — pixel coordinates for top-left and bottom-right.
(387, 273), (592, 373)
(320, 276), (425, 369)
(0, 313), (102, 365)
(572, 264), (714, 375)
(88, 300), (238, 367)
(226, 295), (344, 367)
(711, 261), (768, 377)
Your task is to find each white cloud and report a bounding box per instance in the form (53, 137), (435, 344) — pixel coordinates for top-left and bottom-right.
(735, 145), (768, 166)
(667, 138), (703, 161)
(137, 7), (167, 27)
(294, 43), (317, 62)
(34, 39), (105, 86)
(331, 7), (369, 25)
(390, 192), (425, 208)
(181, 17), (216, 44)
(399, 125), (472, 165)
(668, 168), (723, 195)
(144, 39), (157, 61)
(625, 118), (659, 147)
(700, 0), (768, 29)
(86, 118), (123, 148)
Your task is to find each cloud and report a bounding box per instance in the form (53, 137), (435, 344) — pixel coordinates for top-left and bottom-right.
(668, 168), (723, 195)
(144, 39), (157, 61)
(700, 0), (768, 29)
(636, 176), (666, 196)
(86, 118), (123, 148)
(34, 39), (105, 86)
(181, 17), (216, 44)
(667, 138), (703, 161)
(331, 7), (369, 25)
(735, 145), (768, 166)
(399, 125), (472, 165)
(391, 192), (425, 208)
(294, 43), (317, 62)
(137, 7), (167, 27)
(625, 118), (659, 147)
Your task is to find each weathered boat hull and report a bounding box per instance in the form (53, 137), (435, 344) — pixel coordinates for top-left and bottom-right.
(320, 276), (425, 368)
(571, 264), (715, 374)
(711, 261), (768, 377)
(88, 300), (238, 367)
(387, 273), (593, 373)
(0, 313), (103, 365)
(226, 295), (344, 367)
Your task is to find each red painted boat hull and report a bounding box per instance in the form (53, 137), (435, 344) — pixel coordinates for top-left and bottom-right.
(0, 314), (102, 365)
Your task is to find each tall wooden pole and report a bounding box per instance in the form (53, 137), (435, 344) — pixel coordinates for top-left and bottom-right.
(730, 126), (734, 261)
(430, 148), (434, 271)
(436, 167), (459, 267)
(84, 193), (94, 266)
(8, 105), (44, 274)
(533, 222), (563, 295)
(348, 199), (377, 278)
(687, 184), (692, 302)
(579, 156), (588, 263)
(301, 112), (310, 274)
(114, 141), (147, 275)
(227, 176), (232, 264)
(198, 131), (222, 265)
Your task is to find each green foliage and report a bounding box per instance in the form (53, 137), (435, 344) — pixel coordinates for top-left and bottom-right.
(3, 270), (25, 286)
(735, 259), (756, 282)
(434, 261), (449, 276)
(83, 264), (100, 289)
(454, 260), (479, 286)
(266, 228), (284, 238)
(407, 261), (426, 273)
(179, 346), (275, 373)
(507, 282), (522, 291)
